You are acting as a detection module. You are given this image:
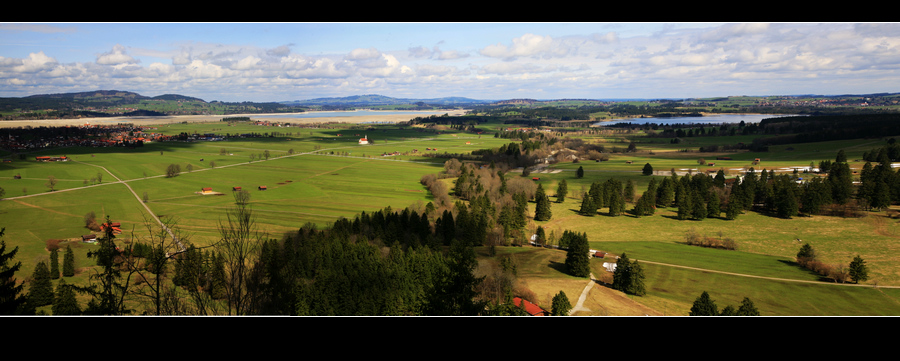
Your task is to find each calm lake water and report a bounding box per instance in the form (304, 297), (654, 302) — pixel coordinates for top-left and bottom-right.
(597, 113), (798, 126)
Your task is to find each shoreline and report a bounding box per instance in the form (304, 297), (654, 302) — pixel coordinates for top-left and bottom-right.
(0, 109), (469, 129)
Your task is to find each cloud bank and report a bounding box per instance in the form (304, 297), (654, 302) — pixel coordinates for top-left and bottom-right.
(1, 23), (899, 101)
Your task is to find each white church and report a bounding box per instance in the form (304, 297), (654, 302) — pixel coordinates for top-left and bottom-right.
(358, 135), (369, 145)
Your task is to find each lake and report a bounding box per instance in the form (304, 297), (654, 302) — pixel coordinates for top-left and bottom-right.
(596, 113), (798, 126)
(261, 110), (454, 119)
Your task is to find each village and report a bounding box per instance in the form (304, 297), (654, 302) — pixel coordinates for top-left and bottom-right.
(0, 123), (175, 152)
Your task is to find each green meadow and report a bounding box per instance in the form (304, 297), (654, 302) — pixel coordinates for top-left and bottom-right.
(0, 121), (512, 276)
(4, 117), (900, 315)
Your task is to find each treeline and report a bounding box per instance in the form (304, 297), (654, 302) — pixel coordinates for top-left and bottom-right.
(754, 114), (900, 147)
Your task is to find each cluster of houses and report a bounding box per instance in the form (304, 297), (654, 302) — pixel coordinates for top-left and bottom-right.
(1, 123), (173, 152)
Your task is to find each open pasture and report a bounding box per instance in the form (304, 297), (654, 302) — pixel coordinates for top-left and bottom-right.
(1, 121), (515, 275)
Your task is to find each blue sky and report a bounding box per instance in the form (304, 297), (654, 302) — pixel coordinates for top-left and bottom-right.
(1, 22), (899, 102)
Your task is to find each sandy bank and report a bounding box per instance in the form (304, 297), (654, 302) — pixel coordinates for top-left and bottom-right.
(0, 109), (469, 129)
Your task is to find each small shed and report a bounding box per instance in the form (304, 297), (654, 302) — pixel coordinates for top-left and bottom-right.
(258, 186), (267, 190)
(232, 186), (242, 191)
(82, 234), (97, 242)
(201, 187), (213, 193)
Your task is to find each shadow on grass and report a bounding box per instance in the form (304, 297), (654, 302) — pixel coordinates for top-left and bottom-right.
(548, 260), (569, 275)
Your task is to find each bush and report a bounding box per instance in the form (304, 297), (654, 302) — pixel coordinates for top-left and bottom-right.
(45, 239), (64, 252)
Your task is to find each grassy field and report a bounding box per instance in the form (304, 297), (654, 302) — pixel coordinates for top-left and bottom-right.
(5, 117), (900, 316)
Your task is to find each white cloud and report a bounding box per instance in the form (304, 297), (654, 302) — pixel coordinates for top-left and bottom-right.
(10, 51), (59, 73)
(96, 45), (138, 65)
(479, 33), (556, 60)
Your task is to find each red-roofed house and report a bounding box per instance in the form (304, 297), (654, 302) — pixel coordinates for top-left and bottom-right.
(513, 297), (549, 316)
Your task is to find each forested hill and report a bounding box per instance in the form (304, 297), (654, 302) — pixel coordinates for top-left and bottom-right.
(0, 90), (302, 120)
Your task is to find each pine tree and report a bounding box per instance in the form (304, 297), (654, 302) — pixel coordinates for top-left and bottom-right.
(736, 297), (760, 316)
(551, 291), (571, 316)
(556, 179), (568, 203)
(632, 191), (656, 217)
(563, 231), (590, 277)
(657, 178), (675, 208)
(28, 261), (54, 307)
(628, 261), (646, 296)
(579, 195), (596, 216)
(576, 166), (584, 178)
(725, 190), (741, 220)
(624, 180), (635, 203)
(608, 186), (625, 216)
(689, 291), (718, 316)
(534, 184), (552, 221)
(612, 253), (632, 293)
(51, 278), (80, 315)
(848, 254), (869, 284)
(707, 190), (721, 218)
(676, 187), (692, 220)
(642, 163), (653, 176)
(63, 246), (75, 277)
(691, 189), (707, 220)
(1, 232), (31, 315)
(50, 248), (60, 280)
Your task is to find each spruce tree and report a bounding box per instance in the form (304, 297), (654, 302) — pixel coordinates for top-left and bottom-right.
(52, 278), (80, 315)
(50, 248), (60, 280)
(1, 235), (31, 315)
(676, 187), (692, 220)
(689, 291), (718, 316)
(556, 179), (568, 203)
(534, 184), (552, 221)
(628, 261), (646, 296)
(576, 166), (584, 178)
(736, 297), (760, 316)
(624, 180), (635, 203)
(707, 190), (721, 218)
(612, 253), (631, 293)
(28, 261), (54, 307)
(725, 191), (741, 220)
(691, 190), (707, 220)
(642, 163), (653, 176)
(63, 246), (75, 277)
(563, 231), (590, 277)
(849, 255), (869, 284)
(551, 291), (571, 316)
(579, 195), (596, 216)
(608, 187), (625, 216)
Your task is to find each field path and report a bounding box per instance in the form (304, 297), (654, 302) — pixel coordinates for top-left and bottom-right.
(635, 258), (900, 288)
(70, 160), (184, 252)
(569, 272), (598, 315)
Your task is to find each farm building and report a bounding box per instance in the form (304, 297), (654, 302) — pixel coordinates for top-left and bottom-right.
(258, 186), (267, 190)
(232, 186), (242, 191)
(201, 187), (214, 194)
(82, 234), (97, 243)
(35, 156), (68, 162)
(513, 297), (549, 316)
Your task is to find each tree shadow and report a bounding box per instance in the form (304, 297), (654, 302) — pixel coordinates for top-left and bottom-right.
(548, 260), (569, 275)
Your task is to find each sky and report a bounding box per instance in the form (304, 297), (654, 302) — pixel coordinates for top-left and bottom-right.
(1, 22), (899, 102)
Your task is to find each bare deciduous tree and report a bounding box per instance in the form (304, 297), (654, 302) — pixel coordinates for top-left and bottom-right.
(215, 192), (266, 315)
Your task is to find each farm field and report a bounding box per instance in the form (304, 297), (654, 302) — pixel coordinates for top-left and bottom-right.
(0, 120), (511, 276)
(5, 115), (900, 315)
